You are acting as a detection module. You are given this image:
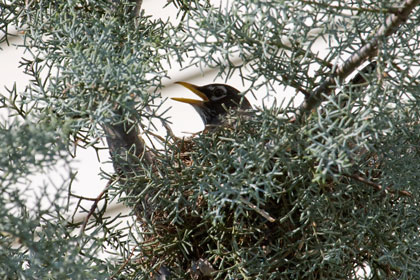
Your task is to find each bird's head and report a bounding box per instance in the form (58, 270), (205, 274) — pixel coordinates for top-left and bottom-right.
(172, 82), (251, 125)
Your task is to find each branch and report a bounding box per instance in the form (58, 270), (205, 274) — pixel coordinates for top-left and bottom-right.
(343, 171), (412, 197)
(280, 73), (311, 98)
(79, 178), (113, 236)
(330, 167), (412, 197)
(239, 197), (276, 223)
(296, 0), (420, 122)
(111, 244), (139, 279)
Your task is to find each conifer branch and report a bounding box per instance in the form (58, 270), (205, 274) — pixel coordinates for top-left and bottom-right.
(296, 0), (420, 122)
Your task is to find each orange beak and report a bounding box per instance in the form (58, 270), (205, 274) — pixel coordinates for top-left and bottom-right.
(171, 82), (209, 105)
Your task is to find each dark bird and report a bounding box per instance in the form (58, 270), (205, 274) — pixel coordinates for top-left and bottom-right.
(172, 82), (252, 126)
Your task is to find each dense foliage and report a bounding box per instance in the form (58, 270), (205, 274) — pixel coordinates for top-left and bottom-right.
(1, 0), (420, 279)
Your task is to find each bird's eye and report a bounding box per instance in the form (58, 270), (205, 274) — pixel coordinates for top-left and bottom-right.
(210, 86), (227, 101)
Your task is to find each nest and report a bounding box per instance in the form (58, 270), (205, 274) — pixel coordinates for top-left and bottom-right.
(130, 111), (412, 279)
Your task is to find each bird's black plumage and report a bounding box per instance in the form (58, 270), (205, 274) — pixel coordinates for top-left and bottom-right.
(172, 82), (252, 125)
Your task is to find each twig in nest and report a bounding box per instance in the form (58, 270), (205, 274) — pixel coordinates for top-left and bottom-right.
(239, 197), (276, 223)
(161, 119), (178, 141)
(333, 168), (412, 197)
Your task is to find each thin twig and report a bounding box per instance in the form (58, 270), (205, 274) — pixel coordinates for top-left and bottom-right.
(79, 178), (114, 236)
(111, 244), (139, 278)
(280, 74), (311, 98)
(161, 119), (178, 141)
(144, 129), (170, 144)
(70, 193), (100, 201)
(239, 197), (276, 223)
(339, 170), (412, 197)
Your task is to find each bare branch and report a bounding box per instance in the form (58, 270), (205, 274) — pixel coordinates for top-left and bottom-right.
(331, 167), (413, 197)
(239, 197), (276, 223)
(343, 171), (412, 197)
(79, 178), (114, 236)
(111, 244), (139, 279)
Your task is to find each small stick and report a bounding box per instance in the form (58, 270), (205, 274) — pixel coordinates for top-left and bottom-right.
(79, 178), (114, 236)
(239, 197), (276, 223)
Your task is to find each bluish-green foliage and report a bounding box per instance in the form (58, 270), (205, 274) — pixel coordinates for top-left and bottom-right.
(1, 0), (420, 279)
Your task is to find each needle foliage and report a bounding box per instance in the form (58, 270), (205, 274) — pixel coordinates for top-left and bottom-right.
(1, 0), (420, 279)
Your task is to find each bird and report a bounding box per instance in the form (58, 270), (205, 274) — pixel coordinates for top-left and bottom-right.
(171, 82), (252, 126)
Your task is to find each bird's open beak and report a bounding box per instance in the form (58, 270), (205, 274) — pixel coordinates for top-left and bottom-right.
(171, 82), (209, 105)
